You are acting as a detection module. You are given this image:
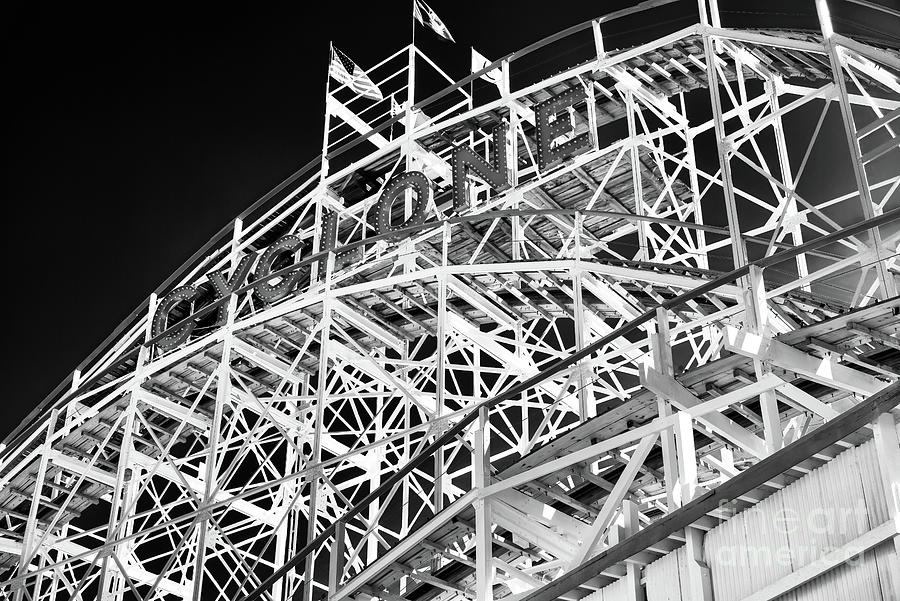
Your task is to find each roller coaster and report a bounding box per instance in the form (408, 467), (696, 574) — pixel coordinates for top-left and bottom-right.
(2, 1), (900, 600)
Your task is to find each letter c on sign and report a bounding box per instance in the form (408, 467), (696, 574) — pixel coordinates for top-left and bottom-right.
(152, 285), (199, 351)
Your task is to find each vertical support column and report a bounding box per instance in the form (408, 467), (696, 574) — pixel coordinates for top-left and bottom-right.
(680, 92), (709, 271)
(697, 0), (749, 274)
(433, 223), (450, 524)
(328, 519), (347, 599)
(621, 500), (644, 601)
(676, 411), (699, 505)
(98, 404), (139, 600)
(675, 373), (713, 601)
(274, 376), (307, 601)
(474, 406), (493, 601)
(650, 307), (678, 511)
(516, 321), (528, 456)
(399, 334), (412, 559)
(677, 92), (719, 363)
(96, 293), (156, 601)
(401, 374), (411, 540)
(500, 58), (511, 98)
(746, 265), (783, 454)
(368, 388), (384, 565)
(192, 219), (244, 600)
(685, 527), (714, 601)
(701, 0), (723, 52)
(304, 250), (336, 601)
(872, 412), (900, 596)
(573, 212), (593, 422)
(584, 79), (598, 152)
(14, 408), (58, 601)
(115, 449), (143, 598)
(592, 19), (605, 60)
(192, 332), (230, 598)
(572, 270), (590, 421)
(766, 79), (809, 288)
(814, 0), (897, 300)
(312, 194), (325, 287)
(508, 77), (523, 265)
(625, 91), (649, 262)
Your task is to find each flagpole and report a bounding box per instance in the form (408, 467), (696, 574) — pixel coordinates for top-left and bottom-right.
(469, 46), (474, 113)
(322, 43), (333, 171)
(404, 0), (417, 276)
(407, 0), (416, 145)
(409, 0), (417, 107)
(312, 41), (334, 290)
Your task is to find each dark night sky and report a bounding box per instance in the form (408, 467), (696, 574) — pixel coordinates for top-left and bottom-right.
(3, 1), (898, 440)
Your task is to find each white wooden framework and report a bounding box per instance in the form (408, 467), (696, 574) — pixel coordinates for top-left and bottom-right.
(2, 2), (900, 600)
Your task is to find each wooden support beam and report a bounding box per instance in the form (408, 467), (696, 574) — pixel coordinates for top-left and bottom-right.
(745, 265), (783, 455)
(650, 307), (678, 511)
(723, 326), (886, 396)
(333, 299), (404, 349)
(848, 321), (900, 351)
(48, 451), (117, 488)
(804, 336), (900, 378)
(341, 296), (413, 344)
(331, 491), (477, 601)
(474, 406), (494, 601)
(359, 585), (412, 601)
(421, 540), (475, 568)
(494, 489), (589, 545)
(642, 366), (768, 459)
(525, 481), (599, 519)
(463, 276), (528, 322)
(366, 289), (436, 337)
(492, 499), (579, 562)
(569, 434), (658, 567)
(397, 563), (473, 598)
(448, 275), (517, 329)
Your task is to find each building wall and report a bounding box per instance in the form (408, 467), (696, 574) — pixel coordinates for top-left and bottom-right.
(628, 436), (899, 601)
(644, 545), (688, 601)
(579, 572), (634, 601)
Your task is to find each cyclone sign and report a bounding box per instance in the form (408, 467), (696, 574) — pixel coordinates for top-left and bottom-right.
(152, 87), (593, 351)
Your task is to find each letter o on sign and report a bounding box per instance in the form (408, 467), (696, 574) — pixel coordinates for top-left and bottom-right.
(375, 171), (431, 239)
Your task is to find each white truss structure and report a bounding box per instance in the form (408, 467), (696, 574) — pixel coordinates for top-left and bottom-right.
(2, 1), (900, 601)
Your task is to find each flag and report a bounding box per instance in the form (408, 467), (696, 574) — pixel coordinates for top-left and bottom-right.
(413, 0), (455, 42)
(329, 46), (384, 101)
(471, 47), (501, 87)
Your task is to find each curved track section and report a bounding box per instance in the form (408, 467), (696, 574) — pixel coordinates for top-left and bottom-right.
(2, 3), (900, 600)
